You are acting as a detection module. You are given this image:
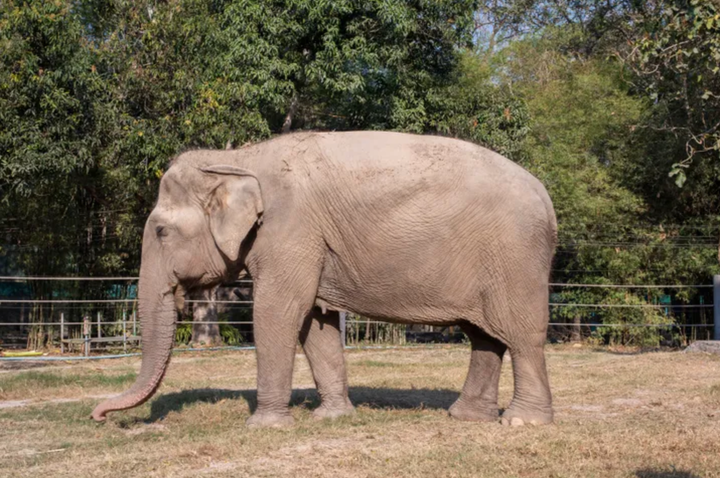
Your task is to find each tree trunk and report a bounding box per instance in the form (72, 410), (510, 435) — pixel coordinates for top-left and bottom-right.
(191, 287), (222, 346)
(571, 315), (582, 342)
(281, 94), (299, 134)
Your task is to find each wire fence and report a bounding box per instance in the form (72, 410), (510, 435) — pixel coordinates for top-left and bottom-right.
(0, 276), (717, 357)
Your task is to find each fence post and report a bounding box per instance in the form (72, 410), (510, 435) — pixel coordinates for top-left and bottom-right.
(339, 312), (347, 348)
(714, 275), (720, 341)
(97, 311), (101, 339)
(60, 313), (65, 354)
(122, 309), (127, 354)
(570, 314), (581, 343)
(83, 315), (90, 357)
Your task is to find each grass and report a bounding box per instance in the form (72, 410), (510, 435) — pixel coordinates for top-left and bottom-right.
(0, 371), (136, 397)
(1, 345), (719, 477)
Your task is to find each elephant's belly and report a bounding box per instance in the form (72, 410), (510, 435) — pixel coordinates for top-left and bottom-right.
(315, 249), (483, 325)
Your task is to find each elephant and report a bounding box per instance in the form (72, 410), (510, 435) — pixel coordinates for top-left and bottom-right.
(91, 131), (557, 427)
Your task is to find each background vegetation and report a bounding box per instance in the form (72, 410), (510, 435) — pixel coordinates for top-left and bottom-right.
(1, 0), (719, 345)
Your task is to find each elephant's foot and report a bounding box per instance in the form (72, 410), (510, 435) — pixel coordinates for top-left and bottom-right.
(246, 410), (295, 428)
(448, 398), (499, 422)
(312, 400), (355, 420)
(500, 406), (553, 427)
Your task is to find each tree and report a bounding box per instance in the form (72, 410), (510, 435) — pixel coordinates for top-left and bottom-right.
(428, 52), (530, 159)
(0, 0), (136, 282)
(1, 0), (492, 280)
(627, 0), (720, 187)
(493, 26), (718, 345)
(474, 0), (651, 56)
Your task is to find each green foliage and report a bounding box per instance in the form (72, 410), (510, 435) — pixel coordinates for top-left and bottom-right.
(219, 323), (244, 346)
(502, 34), (647, 273)
(429, 52), (530, 159)
(175, 312), (244, 346)
(0, 0), (141, 282)
(175, 323), (193, 345)
(631, 0), (720, 186)
(0, 0), (492, 280)
(493, 22), (719, 344)
(590, 296), (675, 347)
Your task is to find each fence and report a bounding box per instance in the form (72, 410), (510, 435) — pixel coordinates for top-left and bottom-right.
(0, 276), (718, 356)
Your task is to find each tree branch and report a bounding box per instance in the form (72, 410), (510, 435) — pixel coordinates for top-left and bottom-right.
(281, 94), (299, 134)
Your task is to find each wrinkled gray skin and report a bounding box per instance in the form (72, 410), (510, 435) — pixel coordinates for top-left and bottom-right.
(92, 131), (557, 427)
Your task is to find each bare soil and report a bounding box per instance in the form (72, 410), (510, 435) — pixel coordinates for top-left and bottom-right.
(1, 345), (719, 477)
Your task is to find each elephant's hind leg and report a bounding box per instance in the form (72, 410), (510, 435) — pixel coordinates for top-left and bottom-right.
(449, 324), (506, 422)
(500, 281), (554, 426)
(501, 334), (553, 426)
(299, 308), (355, 420)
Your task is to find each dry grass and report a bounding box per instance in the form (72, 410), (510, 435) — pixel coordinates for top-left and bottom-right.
(1, 344), (720, 477)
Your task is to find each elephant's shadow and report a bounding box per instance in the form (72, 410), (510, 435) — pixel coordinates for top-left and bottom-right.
(634, 470), (701, 478)
(137, 386), (460, 424)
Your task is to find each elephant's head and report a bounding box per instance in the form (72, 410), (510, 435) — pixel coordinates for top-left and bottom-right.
(91, 161), (263, 421)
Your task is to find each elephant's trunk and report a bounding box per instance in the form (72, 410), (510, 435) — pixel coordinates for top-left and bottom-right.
(91, 260), (177, 422)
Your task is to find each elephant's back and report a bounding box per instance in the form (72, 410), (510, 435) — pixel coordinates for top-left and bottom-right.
(306, 131), (552, 220)
(255, 130), (542, 194)
(313, 131), (537, 189)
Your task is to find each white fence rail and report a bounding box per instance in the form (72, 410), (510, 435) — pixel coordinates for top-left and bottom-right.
(1, 276), (718, 357)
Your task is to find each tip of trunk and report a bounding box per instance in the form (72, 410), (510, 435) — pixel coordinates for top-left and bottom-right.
(90, 356), (170, 422)
(91, 407), (109, 422)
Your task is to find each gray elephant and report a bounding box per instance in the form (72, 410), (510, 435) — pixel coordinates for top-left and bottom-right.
(92, 131), (557, 427)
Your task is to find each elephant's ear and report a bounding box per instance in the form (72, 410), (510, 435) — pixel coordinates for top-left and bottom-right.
(201, 165), (264, 262)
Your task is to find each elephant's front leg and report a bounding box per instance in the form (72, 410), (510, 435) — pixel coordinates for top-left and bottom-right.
(247, 278), (318, 428)
(299, 308), (354, 419)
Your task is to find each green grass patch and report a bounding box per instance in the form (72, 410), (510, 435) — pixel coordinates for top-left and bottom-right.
(0, 371), (136, 394)
(354, 360), (396, 368)
(0, 400), (96, 425)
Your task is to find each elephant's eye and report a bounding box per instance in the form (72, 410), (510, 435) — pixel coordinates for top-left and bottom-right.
(156, 225), (168, 238)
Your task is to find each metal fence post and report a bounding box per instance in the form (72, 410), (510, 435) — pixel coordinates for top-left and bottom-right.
(714, 275), (720, 341)
(83, 315), (90, 357)
(60, 313), (65, 354)
(122, 309), (127, 353)
(339, 312), (347, 348)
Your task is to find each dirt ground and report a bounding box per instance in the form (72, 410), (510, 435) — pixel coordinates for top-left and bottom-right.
(1, 344), (719, 478)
